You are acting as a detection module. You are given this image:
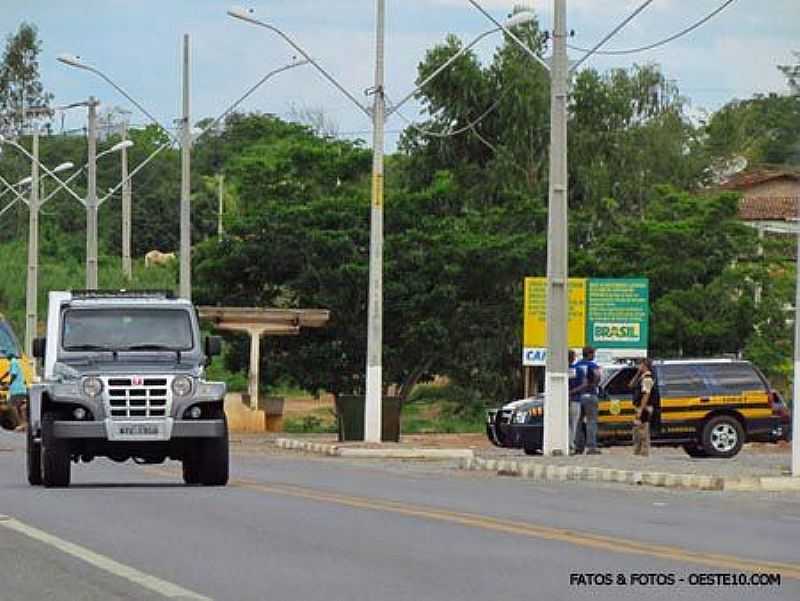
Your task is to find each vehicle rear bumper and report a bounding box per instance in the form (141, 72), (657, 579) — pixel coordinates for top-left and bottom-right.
(746, 417), (791, 443)
(52, 419), (226, 439)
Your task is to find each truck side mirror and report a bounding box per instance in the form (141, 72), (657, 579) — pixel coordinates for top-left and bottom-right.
(204, 335), (222, 358)
(32, 337), (46, 359)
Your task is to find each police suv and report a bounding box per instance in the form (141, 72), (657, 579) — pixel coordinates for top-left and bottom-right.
(28, 290), (229, 487)
(488, 359), (790, 458)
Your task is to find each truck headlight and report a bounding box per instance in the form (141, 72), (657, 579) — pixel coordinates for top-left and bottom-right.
(513, 411), (528, 424)
(82, 377), (103, 398)
(172, 376), (193, 397)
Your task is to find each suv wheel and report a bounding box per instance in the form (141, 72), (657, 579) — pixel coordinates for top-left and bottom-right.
(182, 416), (229, 486)
(681, 443), (708, 458)
(701, 415), (744, 458)
(41, 413), (71, 487)
(27, 425), (42, 485)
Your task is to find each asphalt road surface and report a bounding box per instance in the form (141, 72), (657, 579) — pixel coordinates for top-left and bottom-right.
(1, 430), (799, 601)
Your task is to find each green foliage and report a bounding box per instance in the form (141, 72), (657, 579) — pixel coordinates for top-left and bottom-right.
(0, 22), (53, 134)
(0, 234), (177, 335)
(283, 413), (337, 434)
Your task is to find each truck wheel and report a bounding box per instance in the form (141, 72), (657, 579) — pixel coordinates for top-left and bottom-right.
(41, 413), (71, 488)
(701, 415), (744, 458)
(181, 447), (201, 485)
(27, 426), (42, 485)
(183, 418), (229, 486)
(198, 418), (229, 486)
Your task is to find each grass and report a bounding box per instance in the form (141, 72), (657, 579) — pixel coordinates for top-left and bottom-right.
(283, 406), (338, 434)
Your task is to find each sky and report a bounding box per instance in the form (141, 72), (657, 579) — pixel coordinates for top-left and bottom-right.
(4, 0), (798, 151)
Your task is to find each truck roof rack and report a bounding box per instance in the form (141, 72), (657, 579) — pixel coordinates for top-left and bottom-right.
(70, 289), (177, 299)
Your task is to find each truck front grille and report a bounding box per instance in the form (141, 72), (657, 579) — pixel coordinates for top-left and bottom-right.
(104, 377), (172, 419)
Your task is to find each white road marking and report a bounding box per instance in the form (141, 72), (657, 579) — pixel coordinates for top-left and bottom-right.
(0, 514), (211, 600)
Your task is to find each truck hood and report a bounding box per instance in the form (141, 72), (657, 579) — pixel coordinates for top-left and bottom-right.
(53, 359), (202, 381)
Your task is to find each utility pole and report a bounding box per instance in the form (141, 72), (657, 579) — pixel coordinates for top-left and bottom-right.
(180, 34), (192, 300)
(543, 0), (570, 456)
(121, 122), (132, 279)
(793, 215), (800, 475)
(86, 96), (99, 290)
(24, 129), (39, 357)
(364, 0), (386, 443)
(217, 174), (224, 237)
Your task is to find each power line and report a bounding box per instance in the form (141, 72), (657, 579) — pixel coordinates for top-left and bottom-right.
(568, 0), (737, 56)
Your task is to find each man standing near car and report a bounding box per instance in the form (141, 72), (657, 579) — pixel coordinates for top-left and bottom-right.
(573, 347), (602, 454)
(568, 350), (582, 454)
(629, 358), (654, 456)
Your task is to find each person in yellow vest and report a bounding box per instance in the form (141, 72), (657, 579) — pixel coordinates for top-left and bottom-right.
(0, 351), (26, 431)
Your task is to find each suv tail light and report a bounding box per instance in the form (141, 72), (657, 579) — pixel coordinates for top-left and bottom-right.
(769, 391), (790, 418)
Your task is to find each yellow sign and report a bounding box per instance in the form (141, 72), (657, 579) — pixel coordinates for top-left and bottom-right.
(523, 277), (586, 348)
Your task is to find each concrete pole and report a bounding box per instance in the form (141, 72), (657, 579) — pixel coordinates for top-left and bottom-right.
(24, 129), (39, 357)
(793, 214), (800, 475)
(86, 97), (99, 290)
(248, 328), (262, 411)
(543, 0), (570, 456)
(217, 174), (224, 237)
(179, 34), (192, 300)
(121, 122), (132, 279)
(364, 0), (386, 443)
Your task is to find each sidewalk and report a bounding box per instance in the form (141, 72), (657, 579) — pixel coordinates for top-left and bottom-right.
(262, 433), (800, 493)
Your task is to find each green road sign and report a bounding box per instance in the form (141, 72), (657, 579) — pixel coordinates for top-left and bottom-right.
(587, 278), (649, 349)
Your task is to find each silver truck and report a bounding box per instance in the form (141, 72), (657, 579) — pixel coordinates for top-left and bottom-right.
(28, 290), (229, 488)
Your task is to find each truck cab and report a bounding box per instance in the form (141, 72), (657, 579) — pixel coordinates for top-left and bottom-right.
(28, 290), (228, 487)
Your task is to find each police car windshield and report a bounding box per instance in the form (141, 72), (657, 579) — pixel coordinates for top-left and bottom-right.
(62, 309), (194, 352)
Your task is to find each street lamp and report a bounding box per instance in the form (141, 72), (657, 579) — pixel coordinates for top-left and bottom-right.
(59, 49), (307, 298)
(466, 0), (656, 455)
(228, 4), (535, 442)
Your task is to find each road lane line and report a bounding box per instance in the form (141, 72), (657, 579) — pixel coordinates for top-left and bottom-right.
(200, 473), (800, 579)
(0, 514), (211, 600)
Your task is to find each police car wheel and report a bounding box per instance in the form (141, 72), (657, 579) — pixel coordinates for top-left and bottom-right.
(681, 443), (708, 458)
(523, 444), (541, 456)
(26, 425), (42, 485)
(702, 416), (744, 458)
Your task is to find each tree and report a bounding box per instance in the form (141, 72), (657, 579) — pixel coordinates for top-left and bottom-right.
(0, 23), (53, 135)
(779, 51), (800, 95)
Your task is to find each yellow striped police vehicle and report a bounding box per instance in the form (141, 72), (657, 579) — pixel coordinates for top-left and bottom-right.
(498, 359), (791, 458)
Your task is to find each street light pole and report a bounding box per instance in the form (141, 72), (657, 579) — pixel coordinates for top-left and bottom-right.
(24, 129), (40, 357)
(121, 122), (132, 279)
(364, 0), (386, 443)
(180, 34), (192, 300)
(86, 96), (99, 289)
(542, 0), (570, 456)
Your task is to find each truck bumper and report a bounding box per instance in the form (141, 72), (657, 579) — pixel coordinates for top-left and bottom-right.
(53, 419), (226, 440)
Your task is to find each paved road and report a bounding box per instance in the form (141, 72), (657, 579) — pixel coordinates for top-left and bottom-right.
(1, 431), (799, 601)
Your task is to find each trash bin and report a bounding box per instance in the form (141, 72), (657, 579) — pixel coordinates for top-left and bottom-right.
(335, 395), (402, 442)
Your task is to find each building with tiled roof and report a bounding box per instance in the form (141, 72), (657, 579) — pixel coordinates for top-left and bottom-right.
(722, 167), (800, 233)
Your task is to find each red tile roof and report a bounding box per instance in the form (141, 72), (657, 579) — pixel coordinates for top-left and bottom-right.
(721, 168), (800, 190)
(739, 196), (800, 220)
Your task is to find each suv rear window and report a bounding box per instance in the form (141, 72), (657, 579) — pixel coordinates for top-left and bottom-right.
(657, 364), (710, 398)
(701, 363), (766, 395)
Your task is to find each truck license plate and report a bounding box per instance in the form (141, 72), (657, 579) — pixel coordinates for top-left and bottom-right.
(106, 420), (171, 441)
(120, 424), (159, 436)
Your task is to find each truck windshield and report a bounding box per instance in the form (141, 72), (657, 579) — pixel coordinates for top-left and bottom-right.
(62, 309), (194, 352)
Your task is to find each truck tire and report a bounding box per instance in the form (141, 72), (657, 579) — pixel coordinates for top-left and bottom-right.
(701, 415), (744, 459)
(182, 416), (229, 486)
(41, 413), (71, 488)
(27, 425), (42, 485)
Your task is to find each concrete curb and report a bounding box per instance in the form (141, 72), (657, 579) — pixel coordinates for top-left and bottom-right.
(462, 457), (800, 492)
(275, 438), (475, 460)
